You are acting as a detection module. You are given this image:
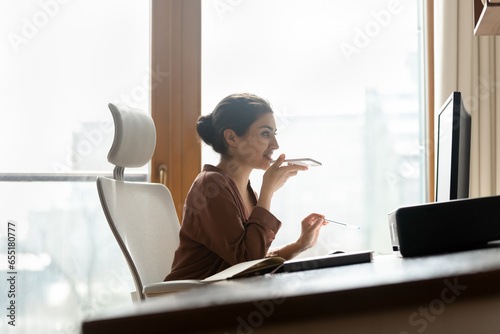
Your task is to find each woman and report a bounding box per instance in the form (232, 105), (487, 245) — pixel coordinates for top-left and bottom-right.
(165, 93), (328, 281)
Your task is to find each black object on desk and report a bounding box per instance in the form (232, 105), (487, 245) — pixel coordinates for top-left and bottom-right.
(275, 250), (373, 273)
(389, 195), (500, 257)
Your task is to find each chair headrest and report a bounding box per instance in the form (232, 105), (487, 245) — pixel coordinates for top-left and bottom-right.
(107, 103), (156, 168)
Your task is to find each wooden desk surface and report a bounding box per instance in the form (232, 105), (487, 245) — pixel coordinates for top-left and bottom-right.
(82, 248), (500, 334)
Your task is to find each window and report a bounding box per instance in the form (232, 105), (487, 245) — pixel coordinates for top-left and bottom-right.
(0, 1), (149, 332)
(202, 0), (425, 255)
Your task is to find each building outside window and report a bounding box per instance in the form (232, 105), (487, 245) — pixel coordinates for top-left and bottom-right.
(0, 1), (149, 333)
(202, 0), (426, 256)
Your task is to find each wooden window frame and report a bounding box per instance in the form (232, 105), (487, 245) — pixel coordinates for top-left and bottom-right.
(151, 0), (202, 221)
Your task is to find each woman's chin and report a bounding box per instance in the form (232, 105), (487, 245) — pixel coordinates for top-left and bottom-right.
(260, 160), (272, 170)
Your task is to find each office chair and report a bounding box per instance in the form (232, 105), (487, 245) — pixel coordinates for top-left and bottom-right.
(96, 103), (201, 301)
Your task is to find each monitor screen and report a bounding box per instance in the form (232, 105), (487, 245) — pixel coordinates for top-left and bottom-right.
(435, 91), (471, 202)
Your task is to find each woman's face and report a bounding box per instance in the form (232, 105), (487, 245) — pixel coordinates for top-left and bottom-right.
(234, 113), (279, 170)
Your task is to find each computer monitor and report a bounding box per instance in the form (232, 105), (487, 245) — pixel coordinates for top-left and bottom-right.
(435, 91), (471, 202)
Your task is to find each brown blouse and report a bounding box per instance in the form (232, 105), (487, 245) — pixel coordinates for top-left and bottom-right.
(165, 165), (282, 281)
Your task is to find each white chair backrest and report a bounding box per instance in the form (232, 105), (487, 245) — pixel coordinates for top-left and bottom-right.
(97, 103), (180, 300)
(107, 103), (156, 169)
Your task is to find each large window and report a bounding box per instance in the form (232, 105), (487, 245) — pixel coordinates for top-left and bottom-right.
(0, 1), (426, 331)
(202, 0), (426, 255)
(0, 1), (149, 333)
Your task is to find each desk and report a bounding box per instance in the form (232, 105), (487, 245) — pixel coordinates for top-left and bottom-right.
(82, 248), (500, 333)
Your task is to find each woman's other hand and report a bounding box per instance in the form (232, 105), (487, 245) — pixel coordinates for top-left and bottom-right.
(297, 213), (328, 251)
(277, 213), (329, 260)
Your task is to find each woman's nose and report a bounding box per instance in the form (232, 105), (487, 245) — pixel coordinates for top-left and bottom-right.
(271, 135), (279, 150)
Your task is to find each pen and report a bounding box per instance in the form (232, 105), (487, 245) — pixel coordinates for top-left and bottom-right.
(324, 218), (361, 230)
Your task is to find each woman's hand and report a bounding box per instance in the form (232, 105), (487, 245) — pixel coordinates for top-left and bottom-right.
(257, 154), (308, 211)
(263, 154), (308, 193)
(296, 213), (328, 252)
(277, 213), (329, 260)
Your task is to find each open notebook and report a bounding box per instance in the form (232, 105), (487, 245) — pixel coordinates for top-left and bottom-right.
(202, 250), (373, 282)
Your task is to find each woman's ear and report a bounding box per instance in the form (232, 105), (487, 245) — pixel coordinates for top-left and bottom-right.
(223, 129), (238, 147)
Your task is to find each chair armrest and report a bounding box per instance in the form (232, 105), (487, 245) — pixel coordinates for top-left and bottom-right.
(143, 280), (204, 298)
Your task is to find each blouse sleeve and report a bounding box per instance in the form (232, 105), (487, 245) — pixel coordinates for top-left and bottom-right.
(184, 172), (281, 266)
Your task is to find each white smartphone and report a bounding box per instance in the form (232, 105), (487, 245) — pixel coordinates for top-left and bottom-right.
(271, 158), (322, 167)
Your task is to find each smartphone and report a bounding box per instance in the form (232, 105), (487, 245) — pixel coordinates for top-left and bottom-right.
(271, 158), (322, 167)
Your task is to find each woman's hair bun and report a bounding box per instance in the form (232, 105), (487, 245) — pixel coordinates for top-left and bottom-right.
(196, 114), (215, 145)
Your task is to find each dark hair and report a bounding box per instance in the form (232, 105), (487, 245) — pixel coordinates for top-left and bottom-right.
(197, 93), (273, 155)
